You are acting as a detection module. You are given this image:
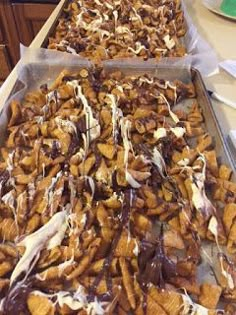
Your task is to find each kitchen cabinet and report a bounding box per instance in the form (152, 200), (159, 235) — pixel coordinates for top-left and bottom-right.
(0, 0), (19, 81)
(12, 2), (56, 46)
(0, 0), (57, 81)
(0, 45), (12, 81)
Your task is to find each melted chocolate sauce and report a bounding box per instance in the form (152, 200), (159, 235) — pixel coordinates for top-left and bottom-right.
(93, 183), (109, 201)
(89, 190), (134, 297)
(91, 68), (103, 82)
(51, 140), (61, 159)
(111, 170), (120, 191)
(75, 116), (87, 134)
(3, 279), (34, 315)
(0, 170), (10, 196)
(138, 225), (177, 290)
(62, 75), (77, 83)
(90, 143), (102, 172)
(68, 135), (80, 157)
(91, 81), (101, 93)
(39, 84), (48, 94)
(54, 90), (59, 108)
(160, 138), (174, 164)
(186, 232), (201, 264)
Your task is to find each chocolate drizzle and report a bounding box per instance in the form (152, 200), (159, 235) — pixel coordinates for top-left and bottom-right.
(76, 116), (87, 134)
(138, 225), (177, 289)
(90, 190), (134, 298)
(51, 140), (61, 159)
(3, 279), (34, 315)
(68, 135), (80, 157)
(0, 170), (10, 196)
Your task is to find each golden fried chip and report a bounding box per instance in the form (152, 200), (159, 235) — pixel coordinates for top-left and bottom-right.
(27, 293), (55, 315)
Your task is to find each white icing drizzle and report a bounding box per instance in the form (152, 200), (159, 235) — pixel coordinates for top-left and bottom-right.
(10, 210), (68, 285)
(181, 293), (209, 315)
(47, 217), (68, 250)
(66, 46), (77, 55)
(80, 213), (87, 226)
(75, 8), (111, 42)
(139, 77), (154, 85)
(82, 133), (89, 158)
(113, 10), (118, 29)
(20, 130), (29, 143)
(67, 213), (80, 237)
(6, 151), (15, 173)
(32, 285), (108, 314)
(154, 47), (168, 54)
(177, 158), (190, 167)
(159, 93), (179, 124)
(58, 255), (76, 277)
(120, 118), (140, 188)
(125, 171), (141, 188)
(42, 163), (46, 178)
(163, 34), (176, 50)
(35, 116), (44, 125)
(27, 182), (36, 204)
(41, 90), (58, 119)
(94, 0), (102, 5)
(76, 10), (103, 32)
(67, 81), (100, 150)
(131, 7), (143, 25)
(191, 179), (205, 211)
(44, 171), (63, 215)
(105, 2), (113, 10)
(55, 116), (78, 135)
(16, 191), (26, 218)
(208, 216), (219, 246)
(191, 155), (217, 219)
(56, 40), (77, 54)
(128, 42), (146, 55)
(133, 239), (139, 256)
(2, 190), (15, 209)
(36, 270), (49, 281)
(219, 256), (235, 290)
(103, 13), (109, 21)
(153, 127), (186, 140)
(170, 127), (186, 138)
(154, 127), (167, 140)
(116, 26), (133, 36)
(120, 118), (133, 166)
(152, 147), (166, 177)
(106, 94), (123, 142)
(47, 90), (57, 104)
(83, 176), (95, 199)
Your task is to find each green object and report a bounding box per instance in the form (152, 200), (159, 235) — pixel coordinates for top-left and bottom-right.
(220, 0), (236, 17)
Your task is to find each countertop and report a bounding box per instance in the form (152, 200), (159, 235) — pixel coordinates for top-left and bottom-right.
(0, 0), (235, 137)
(185, 0), (236, 137)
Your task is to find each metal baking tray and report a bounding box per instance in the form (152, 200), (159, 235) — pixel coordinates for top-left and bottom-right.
(40, 0), (189, 57)
(40, 0), (70, 49)
(0, 63), (235, 310)
(2, 63), (235, 176)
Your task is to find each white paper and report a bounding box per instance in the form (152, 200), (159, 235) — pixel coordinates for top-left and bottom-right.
(219, 60), (236, 78)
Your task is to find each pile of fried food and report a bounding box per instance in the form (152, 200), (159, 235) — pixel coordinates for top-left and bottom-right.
(0, 67), (236, 315)
(48, 0), (187, 62)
